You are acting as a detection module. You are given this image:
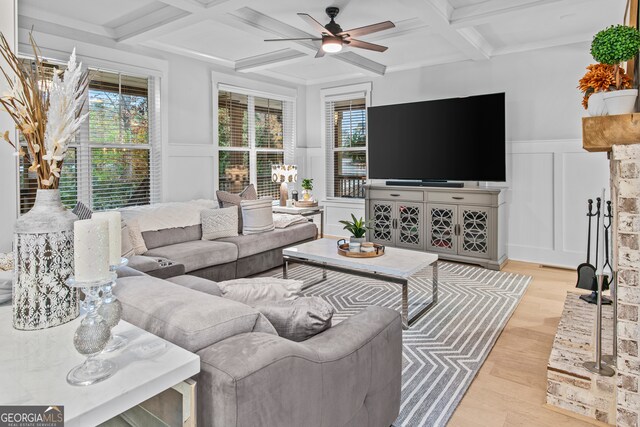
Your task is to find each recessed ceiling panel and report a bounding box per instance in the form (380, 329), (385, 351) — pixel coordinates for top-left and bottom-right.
(268, 58), (367, 82)
(476, 0), (626, 51)
(20, 0), (160, 27)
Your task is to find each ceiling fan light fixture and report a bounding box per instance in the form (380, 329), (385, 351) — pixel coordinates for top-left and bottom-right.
(322, 36), (343, 53)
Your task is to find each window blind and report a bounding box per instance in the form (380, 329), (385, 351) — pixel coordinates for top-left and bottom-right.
(217, 86), (295, 199)
(17, 61), (161, 213)
(324, 95), (367, 198)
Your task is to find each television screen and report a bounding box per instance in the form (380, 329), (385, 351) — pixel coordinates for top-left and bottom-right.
(367, 93), (506, 182)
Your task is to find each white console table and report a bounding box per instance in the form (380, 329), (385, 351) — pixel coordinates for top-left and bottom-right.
(0, 304), (200, 426)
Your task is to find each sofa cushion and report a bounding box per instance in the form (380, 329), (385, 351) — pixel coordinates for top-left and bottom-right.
(255, 296), (335, 342)
(201, 207), (238, 240)
(114, 275), (276, 353)
(145, 240), (238, 273)
(216, 184), (257, 233)
(167, 274), (222, 297)
(142, 224), (202, 250)
(241, 199), (275, 235)
(219, 222), (317, 258)
(217, 278), (303, 305)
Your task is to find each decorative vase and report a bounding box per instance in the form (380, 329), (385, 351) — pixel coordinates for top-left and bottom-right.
(603, 89), (638, 115)
(13, 189), (79, 330)
(587, 91), (608, 116)
(302, 189), (312, 201)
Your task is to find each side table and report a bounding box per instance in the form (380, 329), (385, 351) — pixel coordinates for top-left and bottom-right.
(0, 304), (200, 426)
(272, 205), (324, 238)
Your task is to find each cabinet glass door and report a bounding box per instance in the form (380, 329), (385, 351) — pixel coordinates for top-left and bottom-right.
(397, 202), (424, 250)
(370, 201), (394, 245)
(458, 206), (490, 259)
(426, 204), (457, 254)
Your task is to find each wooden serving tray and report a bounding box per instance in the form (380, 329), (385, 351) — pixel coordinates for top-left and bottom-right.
(294, 200), (319, 207)
(337, 241), (385, 258)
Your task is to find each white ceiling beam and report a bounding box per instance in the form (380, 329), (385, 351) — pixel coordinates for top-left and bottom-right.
(450, 0), (585, 28)
(400, 0), (492, 60)
(116, 0), (253, 43)
(113, 6), (190, 42)
(365, 18), (431, 42)
(141, 40), (234, 68)
(333, 51), (387, 76)
(491, 31), (593, 56)
(18, 4), (116, 39)
(235, 49), (308, 73)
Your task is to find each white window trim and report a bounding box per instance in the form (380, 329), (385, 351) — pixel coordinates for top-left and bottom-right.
(14, 58), (163, 212)
(321, 82), (372, 202)
(213, 82), (296, 194)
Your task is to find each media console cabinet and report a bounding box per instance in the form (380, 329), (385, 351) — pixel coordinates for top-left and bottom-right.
(364, 184), (507, 270)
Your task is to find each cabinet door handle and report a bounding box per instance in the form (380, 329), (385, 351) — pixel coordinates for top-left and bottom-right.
(452, 196), (464, 200)
(390, 193), (400, 197)
(454, 224), (460, 235)
(393, 218), (398, 229)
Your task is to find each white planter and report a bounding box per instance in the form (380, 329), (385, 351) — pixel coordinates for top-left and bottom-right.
(587, 91), (608, 116)
(603, 89), (638, 115)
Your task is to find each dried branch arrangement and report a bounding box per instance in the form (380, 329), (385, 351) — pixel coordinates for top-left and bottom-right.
(0, 33), (88, 189)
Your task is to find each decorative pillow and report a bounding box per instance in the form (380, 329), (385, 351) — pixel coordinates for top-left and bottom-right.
(72, 202), (93, 220)
(217, 278), (303, 306)
(201, 207), (238, 240)
(122, 218), (147, 256)
(0, 270), (12, 305)
(216, 184), (258, 233)
(255, 297), (335, 342)
(241, 199), (275, 235)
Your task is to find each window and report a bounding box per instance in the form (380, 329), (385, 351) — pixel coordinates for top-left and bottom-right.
(324, 92), (368, 199)
(18, 62), (161, 213)
(217, 86), (294, 199)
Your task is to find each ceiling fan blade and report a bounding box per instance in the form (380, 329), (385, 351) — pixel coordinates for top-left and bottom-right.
(348, 39), (388, 52)
(336, 21), (395, 38)
(315, 48), (325, 58)
(264, 38), (322, 41)
(298, 13), (333, 36)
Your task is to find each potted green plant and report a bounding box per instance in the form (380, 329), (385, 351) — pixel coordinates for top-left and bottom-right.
(591, 24), (640, 114)
(339, 214), (372, 247)
(301, 178), (313, 201)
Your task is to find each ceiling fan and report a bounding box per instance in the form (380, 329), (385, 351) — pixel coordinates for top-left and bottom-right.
(264, 7), (395, 58)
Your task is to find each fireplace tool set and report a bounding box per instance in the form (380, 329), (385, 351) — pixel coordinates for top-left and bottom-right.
(577, 191), (617, 376)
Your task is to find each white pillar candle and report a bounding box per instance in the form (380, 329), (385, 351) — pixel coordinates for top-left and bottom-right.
(74, 219), (110, 282)
(92, 211), (122, 266)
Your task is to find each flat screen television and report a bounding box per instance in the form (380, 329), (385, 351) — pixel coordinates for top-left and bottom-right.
(367, 93), (506, 182)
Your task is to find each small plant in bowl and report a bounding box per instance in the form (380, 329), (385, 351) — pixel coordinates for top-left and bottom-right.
(339, 214), (372, 245)
(590, 24), (640, 114)
(301, 178), (313, 200)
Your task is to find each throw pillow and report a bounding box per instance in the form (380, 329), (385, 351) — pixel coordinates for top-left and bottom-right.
(240, 199), (274, 235)
(216, 184), (258, 233)
(201, 207), (238, 240)
(255, 297), (335, 342)
(123, 218), (147, 256)
(217, 278), (303, 306)
(72, 202), (93, 220)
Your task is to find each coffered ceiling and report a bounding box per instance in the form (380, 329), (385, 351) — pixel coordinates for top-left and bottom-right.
(18, 0), (625, 85)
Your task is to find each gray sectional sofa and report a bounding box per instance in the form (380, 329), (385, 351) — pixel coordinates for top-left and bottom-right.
(138, 221), (317, 281)
(115, 270), (403, 427)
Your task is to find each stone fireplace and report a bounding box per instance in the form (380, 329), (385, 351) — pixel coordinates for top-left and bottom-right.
(610, 143), (640, 427)
(546, 116), (640, 425)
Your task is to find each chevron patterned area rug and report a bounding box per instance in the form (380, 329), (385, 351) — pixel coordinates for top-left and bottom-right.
(271, 261), (531, 427)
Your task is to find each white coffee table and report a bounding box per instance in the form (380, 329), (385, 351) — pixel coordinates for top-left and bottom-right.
(0, 305), (200, 426)
(283, 239), (438, 329)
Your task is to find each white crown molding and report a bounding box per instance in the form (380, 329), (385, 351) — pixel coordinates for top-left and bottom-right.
(141, 40), (234, 68)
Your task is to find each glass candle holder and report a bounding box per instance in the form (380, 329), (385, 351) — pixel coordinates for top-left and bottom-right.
(100, 258), (128, 353)
(66, 274), (117, 386)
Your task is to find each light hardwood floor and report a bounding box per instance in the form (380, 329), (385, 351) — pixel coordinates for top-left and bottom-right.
(448, 260), (608, 427)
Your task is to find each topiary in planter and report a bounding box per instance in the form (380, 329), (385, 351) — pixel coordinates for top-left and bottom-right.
(591, 25), (640, 89)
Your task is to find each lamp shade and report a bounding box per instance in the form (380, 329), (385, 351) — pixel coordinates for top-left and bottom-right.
(272, 164), (298, 183)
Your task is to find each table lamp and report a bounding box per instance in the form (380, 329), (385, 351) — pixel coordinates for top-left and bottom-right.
(272, 164), (297, 206)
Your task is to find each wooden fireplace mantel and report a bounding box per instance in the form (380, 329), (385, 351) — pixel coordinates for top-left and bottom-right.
(582, 114), (640, 152)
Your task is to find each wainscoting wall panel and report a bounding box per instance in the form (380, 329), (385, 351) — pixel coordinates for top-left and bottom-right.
(507, 140), (609, 268)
